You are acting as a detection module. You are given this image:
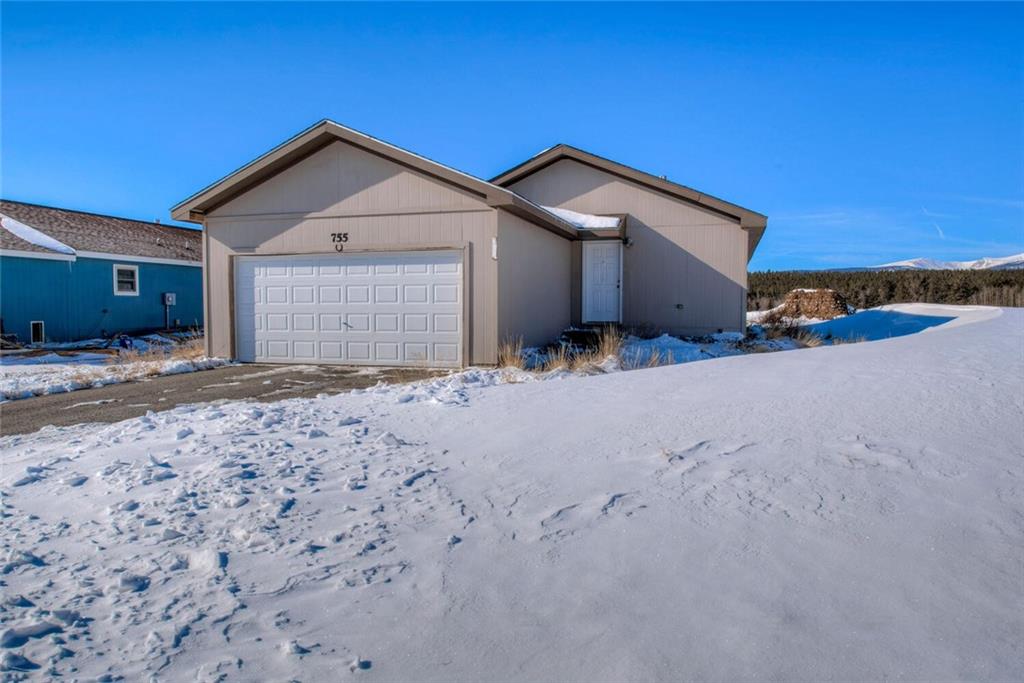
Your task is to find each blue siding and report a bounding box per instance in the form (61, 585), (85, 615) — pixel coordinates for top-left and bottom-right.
(0, 255), (203, 343)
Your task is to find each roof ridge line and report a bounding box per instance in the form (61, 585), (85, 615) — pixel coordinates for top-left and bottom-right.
(0, 198), (200, 233)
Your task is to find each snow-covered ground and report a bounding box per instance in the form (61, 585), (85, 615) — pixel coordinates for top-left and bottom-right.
(1, 304), (1021, 680)
(0, 352), (230, 402)
(1, 334), (228, 401)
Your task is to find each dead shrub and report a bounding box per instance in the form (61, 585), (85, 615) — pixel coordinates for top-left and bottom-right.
(569, 349), (602, 372)
(67, 366), (102, 387)
(596, 326), (623, 359)
(759, 308), (787, 327)
(763, 321), (800, 340)
(171, 337), (206, 361)
(108, 346), (167, 366)
(793, 329), (824, 348)
(831, 334), (868, 346)
(497, 337), (525, 369)
(644, 349), (663, 369)
(542, 346), (571, 372)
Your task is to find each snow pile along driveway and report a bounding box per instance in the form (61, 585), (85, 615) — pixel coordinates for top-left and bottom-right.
(0, 305), (1021, 680)
(1, 352), (230, 401)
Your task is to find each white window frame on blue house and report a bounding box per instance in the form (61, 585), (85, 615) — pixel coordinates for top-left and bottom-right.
(113, 263), (139, 296)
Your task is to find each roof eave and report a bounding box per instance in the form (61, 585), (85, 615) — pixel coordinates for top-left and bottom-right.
(171, 120), (337, 223)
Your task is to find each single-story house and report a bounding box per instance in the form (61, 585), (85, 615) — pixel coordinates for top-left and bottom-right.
(172, 120), (767, 368)
(0, 200), (204, 344)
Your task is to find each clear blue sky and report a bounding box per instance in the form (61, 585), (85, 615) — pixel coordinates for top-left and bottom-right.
(2, 2), (1021, 270)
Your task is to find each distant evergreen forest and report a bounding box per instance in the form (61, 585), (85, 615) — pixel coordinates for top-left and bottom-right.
(748, 269), (1024, 310)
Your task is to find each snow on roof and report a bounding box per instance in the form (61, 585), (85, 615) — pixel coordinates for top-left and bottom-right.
(540, 206), (621, 230)
(0, 212), (76, 255)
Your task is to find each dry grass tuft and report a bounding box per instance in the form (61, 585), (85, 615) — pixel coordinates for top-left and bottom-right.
(108, 346), (168, 366)
(764, 322), (799, 340)
(831, 334), (868, 346)
(171, 338), (206, 361)
(596, 326), (624, 359)
(497, 336), (525, 369)
(67, 366), (103, 386)
(793, 329), (824, 348)
(569, 349), (601, 372)
(542, 346), (571, 372)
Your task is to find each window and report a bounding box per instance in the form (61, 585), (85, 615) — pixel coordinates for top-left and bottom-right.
(113, 264), (139, 296)
(30, 321), (45, 344)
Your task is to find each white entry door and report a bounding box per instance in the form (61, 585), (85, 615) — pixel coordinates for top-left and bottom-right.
(582, 241), (622, 323)
(234, 251), (463, 367)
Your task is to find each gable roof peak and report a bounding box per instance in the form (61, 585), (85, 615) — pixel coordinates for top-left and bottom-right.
(171, 120), (580, 239)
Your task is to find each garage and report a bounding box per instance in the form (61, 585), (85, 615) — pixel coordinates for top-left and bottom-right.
(173, 120), (580, 366)
(234, 250), (463, 367)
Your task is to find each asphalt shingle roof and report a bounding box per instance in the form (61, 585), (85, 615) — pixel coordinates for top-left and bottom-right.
(0, 200), (201, 262)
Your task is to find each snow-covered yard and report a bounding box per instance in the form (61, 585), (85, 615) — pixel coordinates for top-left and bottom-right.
(1, 336), (230, 401)
(1, 304), (1021, 680)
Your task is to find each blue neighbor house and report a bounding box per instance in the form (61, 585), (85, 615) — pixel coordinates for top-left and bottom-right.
(0, 200), (203, 344)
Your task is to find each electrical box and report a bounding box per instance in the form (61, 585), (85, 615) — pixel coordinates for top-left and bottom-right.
(163, 292), (177, 306)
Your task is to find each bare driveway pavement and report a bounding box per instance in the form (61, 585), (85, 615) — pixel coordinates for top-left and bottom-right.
(0, 364), (445, 436)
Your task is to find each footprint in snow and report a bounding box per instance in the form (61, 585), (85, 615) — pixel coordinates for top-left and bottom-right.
(831, 436), (911, 471)
(540, 493), (647, 541)
(117, 573), (151, 592)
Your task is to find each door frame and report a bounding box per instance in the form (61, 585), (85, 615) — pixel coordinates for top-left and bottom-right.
(581, 240), (623, 324)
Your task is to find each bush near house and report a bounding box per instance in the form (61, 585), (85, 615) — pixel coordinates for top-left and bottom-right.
(748, 269), (1024, 311)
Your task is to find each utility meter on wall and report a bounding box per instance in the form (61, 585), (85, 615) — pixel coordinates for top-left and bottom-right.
(163, 292), (176, 306)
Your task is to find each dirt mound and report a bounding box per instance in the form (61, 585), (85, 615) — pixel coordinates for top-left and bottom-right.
(776, 289), (850, 320)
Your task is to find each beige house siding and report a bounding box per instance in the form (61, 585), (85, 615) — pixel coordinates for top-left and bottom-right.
(496, 211), (572, 348)
(508, 158), (748, 334)
(203, 140), (501, 364)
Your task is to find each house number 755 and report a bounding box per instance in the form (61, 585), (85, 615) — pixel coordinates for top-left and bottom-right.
(331, 232), (349, 252)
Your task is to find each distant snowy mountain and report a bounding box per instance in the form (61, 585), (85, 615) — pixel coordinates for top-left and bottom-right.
(870, 253), (1024, 271)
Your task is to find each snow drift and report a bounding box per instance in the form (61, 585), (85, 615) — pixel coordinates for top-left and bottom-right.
(0, 304), (1021, 680)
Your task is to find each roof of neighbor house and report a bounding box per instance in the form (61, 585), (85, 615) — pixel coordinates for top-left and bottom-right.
(490, 144), (768, 258)
(0, 200), (202, 262)
(171, 120), (581, 238)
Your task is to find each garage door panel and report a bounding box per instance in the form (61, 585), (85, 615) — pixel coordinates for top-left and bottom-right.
(293, 314), (315, 331)
(403, 284), (428, 303)
(374, 285), (399, 303)
(293, 341), (316, 359)
(374, 314), (400, 332)
(434, 313), (459, 333)
(347, 313), (370, 331)
(435, 343), (459, 363)
(319, 286), (342, 303)
(347, 285), (370, 303)
(235, 251), (462, 367)
(320, 341), (343, 360)
(404, 314), (429, 332)
(292, 286), (315, 304)
(347, 342), (371, 361)
(320, 314), (343, 331)
(266, 314), (289, 331)
(266, 340), (290, 358)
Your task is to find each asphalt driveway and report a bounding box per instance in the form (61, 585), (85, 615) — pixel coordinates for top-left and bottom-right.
(0, 364), (446, 436)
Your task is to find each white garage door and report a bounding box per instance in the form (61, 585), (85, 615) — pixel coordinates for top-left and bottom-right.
(234, 251), (463, 367)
